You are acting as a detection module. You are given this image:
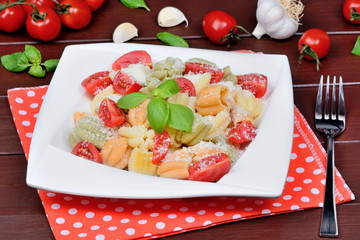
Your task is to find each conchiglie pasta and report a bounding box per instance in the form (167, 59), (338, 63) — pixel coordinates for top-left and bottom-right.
(180, 114), (212, 146)
(234, 88), (264, 118)
(196, 84), (231, 116)
(101, 136), (131, 169)
(190, 141), (227, 162)
(73, 116), (108, 149)
(182, 73), (211, 96)
(231, 105), (254, 125)
(157, 148), (192, 179)
(167, 93), (196, 112)
(128, 98), (150, 128)
(118, 125), (154, 151)
(128, 148), (158, 176)
(89, 85), (116, 115)
(204, 110), (231, 141)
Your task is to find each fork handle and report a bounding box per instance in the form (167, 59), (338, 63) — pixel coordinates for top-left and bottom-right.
(319, 136), (338, 237)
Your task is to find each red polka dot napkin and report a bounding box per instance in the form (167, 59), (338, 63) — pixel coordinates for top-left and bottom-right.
(8, 86), (354, 240)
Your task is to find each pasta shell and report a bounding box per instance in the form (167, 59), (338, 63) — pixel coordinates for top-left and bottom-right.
(128, 98), (150, 128)
(204, 110), (232, 141)
(128, 148), (158, 176)
(196, 85), (231, 116)
(101, 136), (130, 169)
(190, 141), (227, 162)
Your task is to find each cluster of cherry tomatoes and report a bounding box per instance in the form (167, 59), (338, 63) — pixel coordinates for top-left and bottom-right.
(0, 0), (104, 41)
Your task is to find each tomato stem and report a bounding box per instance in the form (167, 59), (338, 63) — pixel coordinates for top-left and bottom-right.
(53, 0), (71, 15)
(350, 7), (360, 21)
(298, 44), (322, 71)
(220, 25), (249, 48)
(0, 0), (37, 13)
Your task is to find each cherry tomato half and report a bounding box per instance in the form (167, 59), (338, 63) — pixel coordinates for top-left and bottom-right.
(0, 0), (26, 33)
(22, 0), (56, 15)
(188, 153), (231, 182)
(227, 121), (256, 144)
(57, 0), (92, 29)
(343, 0), (360, 24)
(151, 130), (171, 164)
(112, 50), (152, 71)
(236, 73), (268, 98)
(26, 7), (61, 41)
(112, 71), (142, 95)
(98, 98), (126, 127)
(184, 62), (224, 84)
(72, 141), (101, 162)
(83, 0), (104, 12)
(175, 77), (196, 96)
(81, 71), (112, 95)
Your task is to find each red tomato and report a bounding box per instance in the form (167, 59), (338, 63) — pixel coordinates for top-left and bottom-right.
(188, 153), (231, 182)
(81, 71), (112, 95)
(22, 0), (56, 15)
(57, 0), (92, 29)
(112, 71), (142, 95)
(343, 0), (360, 24)
(83, 0), (104, 12)
(72, 141), (101, 162)
(151, 130), (171, 164)
(112, 50), (152, 71)
(202, 10), (247, 47)
(98, 98), (126, 127)
(227, 121), (256, 144)
(175, 77), (196, 96)
(26, 7), (61, 41)
(184, 62), (224, 84)
(0, 0), (26, 33)
(236, 73), (268, 98)
(298, 28), (330, 71)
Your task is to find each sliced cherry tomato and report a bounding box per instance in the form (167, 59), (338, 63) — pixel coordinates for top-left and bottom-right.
(343, 0), (360, 24)
(25, 7), (61, 41)
(227, 121), (256, 144)
(298, 28), (330, 71)
(112, 50), (152, 71)
(0, 0), (26, 33)
(175, 77), (196, 96)
(236, 73), (267, 98)
(151, 130), (171, 164)
(83, 0), (104, 12)
(81, 71), (112, 95)
(184, 62), (224, 84)
(72, 141), (101, 162)
(98, 98), (126, 127)
(57, 0), (92, 30)
(188, 153), (231, 182)
(22, 0), (56, 15)
(112, 71), (142, 95)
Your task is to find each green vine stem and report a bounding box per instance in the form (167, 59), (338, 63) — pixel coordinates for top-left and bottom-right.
(220, 25), (250, 48)
(350, 7), (360, 21)
(0, 0), (46, 21)
(298, 44), (322, 72)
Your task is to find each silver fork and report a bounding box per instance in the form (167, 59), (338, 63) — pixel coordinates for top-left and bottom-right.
(315, 75), (346, 237)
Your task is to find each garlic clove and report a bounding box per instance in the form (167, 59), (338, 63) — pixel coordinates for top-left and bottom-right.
(112, 22), (138, 43)
(157, 6), (188, 28)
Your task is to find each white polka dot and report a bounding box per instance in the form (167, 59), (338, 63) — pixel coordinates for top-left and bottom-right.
(22, 121), (30, 126)
(120, 218), (130, 223)
(103, 215), (112, 222)
(81, 200), (90, 205)
(313, 169), (322, 175)
(233, 214), (242, 219)
(203, 220), (212, 226)
(319, 202), (324, 207)
(244, 207), (253, 211)
(144, 233), (152, 237)
(286, 176), (295, 182)
(293, 133), (300, 137)
(127, 200), (136, 205)
(51, 203), (60, 210)
(60, 230), (70, 235)
(144, 203), (154, 208)
(254, 200), (264, 205)
(303, 179), (312, 184)
(91, 225), (100, 230)
(73, 222), (82, 228)
(115, 207), (124, 212)
(95, 234), (105, 240)
(262, 209), (271, 214)
(68, 208), (77, 215)
(150, 213), (159, 217)
(86, 212), (95, 218)
(186, 217), (195, 223)
(290, 153), (297, 159)
(56, 218), (65, 224)
(283, 195), (292, 200)
(27, 91), (35, 97)
(301, 197), (310, 202)
(138, 220), (147, 224)
(174, 227), (182, 232)
(197, 210), (206, 215)
(291, 205), (300, 210)
(78, 233), (87, 238)
(15, 98), (23, 103)
(298, 143), (307, 148)
(208, 202), (217, 207)
(98, 204), (107, 209)
(63, 196), (72, 201)
(156, 222), (165, 229)
(30, 103), (38, 108)
(179, 207), (188, 212)
(161, 205), (171, 210)
(226, 205), (235, 209)
(273, 203), (282, 207)
(133, 210), (142, 215)
(321, 179), (326, 185)
(18, 110), (27, 115)
(306, 156), (314, 162)
(168, 214), (177, 219)
(125, 228), (135, 235)
(215, 212), (224, 217)
(47, 192), (56, 197)
(296, 167), (305, 173)
(311, 188), (320, 194)
(293, 187), (302, 191)
(33, 113), (38, 118)
(108, 226), (117, 231)
(236, 198), (246, 203)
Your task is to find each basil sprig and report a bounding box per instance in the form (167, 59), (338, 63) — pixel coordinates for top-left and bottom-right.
(117, 79), (194, 133)
(120, 0), (150, 11)
(1, 45), (59, 78)
(156, 32), (189, 48)
(351, 35), (360, 56)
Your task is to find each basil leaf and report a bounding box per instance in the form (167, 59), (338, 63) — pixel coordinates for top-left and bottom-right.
(156, 32), (189, 48)
(1, 52), (31, 72)
(42, 59), (59, 72)
(117, 92), (150, 109)
(151, 79), (180, 98)
(120, 0), (150, 11)
(351, 35), (360, 56)
(167, 103), (194, 133)
(24, 45), (42, 64)
(147, 98), (169, 133)
(28, 64), (46, 78)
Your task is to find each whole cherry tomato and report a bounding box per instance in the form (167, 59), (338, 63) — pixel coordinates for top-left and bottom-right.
(22, 0), (56, 15)
(202, 10), (248, 47)
(83, 0), (104, 12)
(343, 0), (360, 24)
(0, 0), (26, 33)
(298, 28), (330, 71)
(26, 6), (61, 41)
(72, 141), (101, 162)
(57, 0), (92, 29)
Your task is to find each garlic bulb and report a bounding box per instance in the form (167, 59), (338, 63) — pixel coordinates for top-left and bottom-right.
(158, 6), (188, 27)
(252, 0), (304, 39)
(112, 22), (138, 43)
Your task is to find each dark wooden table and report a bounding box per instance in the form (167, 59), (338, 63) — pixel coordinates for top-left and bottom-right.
(1, 0), (359, 239)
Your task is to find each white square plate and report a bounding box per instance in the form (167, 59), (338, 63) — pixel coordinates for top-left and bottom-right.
(26, 43), (294, 199)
